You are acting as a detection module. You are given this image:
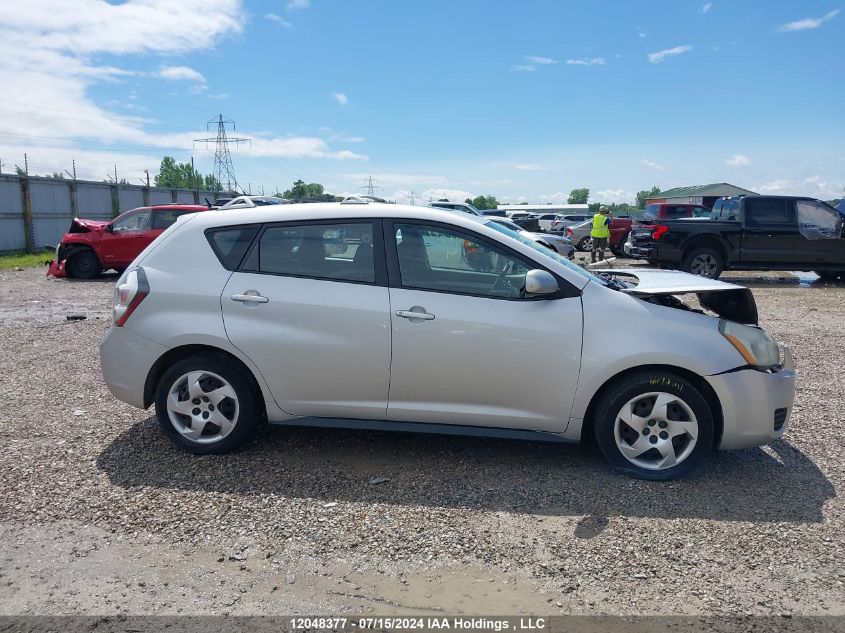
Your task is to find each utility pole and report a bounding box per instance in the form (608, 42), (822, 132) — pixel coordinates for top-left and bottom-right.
(66, 159), (79, 219)
(191, 157), (200, 204)
(24, 153), (29, 175)
(193, 114), (251, 194)
(409, 190), (417, 205)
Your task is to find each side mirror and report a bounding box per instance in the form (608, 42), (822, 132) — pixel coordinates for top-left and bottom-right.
(524, 269), (559, 295)
(106, 223), (113, 233)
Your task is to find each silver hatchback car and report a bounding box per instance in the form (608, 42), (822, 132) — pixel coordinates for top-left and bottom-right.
(100, 202), (795, 480)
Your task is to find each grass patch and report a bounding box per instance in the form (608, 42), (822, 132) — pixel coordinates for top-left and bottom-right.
(0, 249), (53, 272)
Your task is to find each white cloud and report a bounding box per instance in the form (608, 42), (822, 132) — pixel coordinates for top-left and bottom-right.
(509, 64), (537, 72)
(538, 192), (570, 205)
(638, 31), (647, 38)
(0, 0), (364, 184)
(525, 56), (557, 65)
(778, 9), (839, 32)
(422, 188), (474, 202)
(565, 57), (606, 66)
(595, 189), (635, 204)
(331, 92), (349, 106)
(157, 65), (205, 82)
(648, 44), (693, 64)
(725, 154), (752, 168)
(640, 158), (666, 171)
(265, 13), (293, 28)
(513, 163), (549, 171)
(758, 176), (843, 198)
(701, 3), (712, 14)
(287, 0), (310, 10)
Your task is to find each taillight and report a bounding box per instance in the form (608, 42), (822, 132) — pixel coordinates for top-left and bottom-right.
(652, 224), (670, 240)
(113, 267), (149, 327)
(565, 227), (573, 236)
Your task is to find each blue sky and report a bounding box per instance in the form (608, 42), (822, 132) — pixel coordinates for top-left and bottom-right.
(0, 0), (843, 204)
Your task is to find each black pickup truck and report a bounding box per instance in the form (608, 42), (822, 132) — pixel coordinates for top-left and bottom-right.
(627, 195), (845, 280)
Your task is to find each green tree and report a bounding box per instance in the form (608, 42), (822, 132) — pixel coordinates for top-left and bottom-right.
(155, 156), (219, 191)
(567, 188), (590, 204)
(470, 194), (499, 210)
(635, 186), (661, 209)
(282, 179), (341, 201)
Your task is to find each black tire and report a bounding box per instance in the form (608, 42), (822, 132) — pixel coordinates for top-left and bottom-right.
(154, 354), (260, 454)
(577, 237), (593, 251)
(593, 370), (714, 481)
(66, 249), (103, 279)
(681, 246), (724, 279)
(815, 270), (845, 282)
(610, 233), (629, 257)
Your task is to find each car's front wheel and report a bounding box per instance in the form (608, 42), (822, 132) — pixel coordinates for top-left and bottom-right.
(155, 355), (260, 454)
(66, 249), (103, 279)
(577, 237), (593, 251)
(593, 371), (714, 480)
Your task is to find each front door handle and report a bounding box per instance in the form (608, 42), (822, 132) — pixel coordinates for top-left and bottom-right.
(396, 309), (435, 321)
(231, 292), (269, 304)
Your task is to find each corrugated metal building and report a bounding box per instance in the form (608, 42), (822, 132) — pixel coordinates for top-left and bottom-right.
(646, 183), (758, 209)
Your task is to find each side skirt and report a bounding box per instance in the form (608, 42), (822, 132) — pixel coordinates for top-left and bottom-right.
(268, 417), (576, 444)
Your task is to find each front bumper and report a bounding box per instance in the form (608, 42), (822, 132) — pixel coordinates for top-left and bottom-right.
(705, 348), (796, 450)
(625, 243), (655, 259)
(100, 325), (168, 409)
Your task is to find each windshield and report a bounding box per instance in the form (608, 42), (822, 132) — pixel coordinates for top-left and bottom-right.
(490, 218), (523, 232)
(485, 221), (607, 285)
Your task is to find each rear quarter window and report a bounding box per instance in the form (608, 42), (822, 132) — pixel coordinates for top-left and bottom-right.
(206, 225), (260, 270)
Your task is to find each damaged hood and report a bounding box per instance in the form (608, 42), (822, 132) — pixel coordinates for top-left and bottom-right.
(68, 218), (109, 233)
(601, 269), (758, 325)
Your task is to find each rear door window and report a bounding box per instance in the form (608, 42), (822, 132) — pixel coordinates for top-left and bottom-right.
(151, 209), (196, 230)
(746, 199), (795, 226)
(692, 206), (711, 218)
(245, 221), (376, 283)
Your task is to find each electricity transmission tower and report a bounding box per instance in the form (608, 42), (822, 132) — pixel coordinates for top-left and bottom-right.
(359, 176), (383, 197)
(194, 115), (251, 193)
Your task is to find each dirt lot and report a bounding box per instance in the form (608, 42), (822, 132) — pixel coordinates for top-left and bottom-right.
(0, 262), (843, 617)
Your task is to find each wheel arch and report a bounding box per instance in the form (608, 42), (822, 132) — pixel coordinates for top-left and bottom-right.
(682, 235), (728, 263)
(143, 344), (267, 419)
(580, 364), (723, 449)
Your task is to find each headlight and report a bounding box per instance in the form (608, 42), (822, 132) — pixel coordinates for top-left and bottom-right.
(719, 320), (780, 368)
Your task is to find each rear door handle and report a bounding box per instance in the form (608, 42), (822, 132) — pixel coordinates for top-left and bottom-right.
(231, 293), (269, 304)
(396, 309), (435, 321)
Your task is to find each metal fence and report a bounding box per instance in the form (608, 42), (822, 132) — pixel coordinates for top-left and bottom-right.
(0, 174), (217, 252)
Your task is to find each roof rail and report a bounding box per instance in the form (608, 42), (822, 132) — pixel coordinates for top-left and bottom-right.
(341, 195), (370, 205)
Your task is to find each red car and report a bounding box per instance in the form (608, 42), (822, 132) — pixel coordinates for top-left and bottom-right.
(48, 204), (208, 279)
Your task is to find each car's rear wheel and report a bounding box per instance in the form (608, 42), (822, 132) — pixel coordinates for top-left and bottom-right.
(610, 233), (629, 257)
(155, 355), (259, 454)
(593, 371), (714, 480)
(682, 247), (724, 279)
(66, 249), (102, 279)
(577, 237), (593, 251)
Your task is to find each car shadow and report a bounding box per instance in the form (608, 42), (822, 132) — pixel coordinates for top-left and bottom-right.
(97, 417), (833, 524)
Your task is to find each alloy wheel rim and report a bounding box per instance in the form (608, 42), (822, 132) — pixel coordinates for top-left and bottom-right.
(691, 254), (716, 277)
(166, 370), (239, 444)
(613, 391), (698, 471)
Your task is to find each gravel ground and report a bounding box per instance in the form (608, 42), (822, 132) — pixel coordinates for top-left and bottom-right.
(0, 263), (843, 617)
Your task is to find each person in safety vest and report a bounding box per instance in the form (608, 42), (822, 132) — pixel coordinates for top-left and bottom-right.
(590, 206), (611, 263)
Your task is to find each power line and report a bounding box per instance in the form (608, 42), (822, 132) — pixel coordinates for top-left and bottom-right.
(359, 176), (383, 197)
(194, 114), (250, 193)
